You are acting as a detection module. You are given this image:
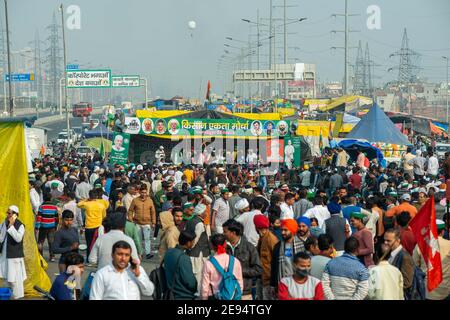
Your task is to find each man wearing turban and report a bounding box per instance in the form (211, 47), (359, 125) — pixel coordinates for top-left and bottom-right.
(254, 214), (279, 300)
(270, 219), (306, 293)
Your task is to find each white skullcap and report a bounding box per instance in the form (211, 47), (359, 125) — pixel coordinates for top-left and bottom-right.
(235, 198), (250, 211)
(9, 205), (19, 214)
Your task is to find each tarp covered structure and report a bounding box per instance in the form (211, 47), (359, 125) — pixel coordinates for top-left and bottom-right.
(0, 121), (51, 296)
(338, 139), (386, 167)
(387, 114), (431, 136)
(346, 104), (411, 145)
(84, 123), (114, 139)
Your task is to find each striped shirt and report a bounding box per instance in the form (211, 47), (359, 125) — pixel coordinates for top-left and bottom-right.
(36, 203), (59, 229)
(321, 253), (369, 300)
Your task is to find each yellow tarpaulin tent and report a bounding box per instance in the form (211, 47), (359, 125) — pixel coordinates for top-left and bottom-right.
(232, 113), (282, 120)
(296, 120), (355, 136)
(318, 95), (373, 112)
(136, 110), (191, 118)
(0, 122), (51, 296)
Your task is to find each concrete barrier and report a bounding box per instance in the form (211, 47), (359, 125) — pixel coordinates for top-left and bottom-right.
(35, 109), (103, 126)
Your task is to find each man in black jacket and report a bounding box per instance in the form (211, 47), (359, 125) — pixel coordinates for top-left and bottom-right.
(0, 205), (27, 299)
(223, 219), (263, 300)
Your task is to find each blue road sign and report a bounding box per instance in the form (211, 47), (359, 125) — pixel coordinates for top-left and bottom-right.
(5, 73), (34, 81)
(66, 64), (79, 70)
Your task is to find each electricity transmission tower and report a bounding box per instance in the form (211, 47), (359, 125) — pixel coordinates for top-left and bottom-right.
(353, 40), (365, 94)
(389, 28), (420, 84)
(45, 12), (62, 108)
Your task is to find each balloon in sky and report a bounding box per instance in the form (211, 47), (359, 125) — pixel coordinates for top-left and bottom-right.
(188, 21), (196, 30)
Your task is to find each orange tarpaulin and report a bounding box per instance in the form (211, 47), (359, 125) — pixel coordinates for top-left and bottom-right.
(430, 121), (448, 138)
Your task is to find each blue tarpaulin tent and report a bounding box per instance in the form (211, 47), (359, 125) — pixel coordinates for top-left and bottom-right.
(84, 123), (113, 140)
(346, 104), (411, 145)
(338, 139), (386, 168)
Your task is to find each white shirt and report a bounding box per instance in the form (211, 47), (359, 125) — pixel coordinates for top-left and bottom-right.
(45, 179), (64, 193)
(152, 180), (162, 195)
(427, 156), (439, 175)
(388, 245), (404, 264)
(89, 230), (140, 270)
(123, 193), (139, 211)
(368, 261), (404, 300)
(0, 223), (27, 283)
(90, 263), (154, 300)
(247, 153), (258, 165)
(235, 210), (263, 247)
(174, 171), (183, 185)
(303, 205), (331, 229)
(30, 188), (41, 214)
(89, 173), (99, 186)
(365, 209), (380, 239)
(280, 203), (294, 220)
(285, 145), (294, 160)
(63, 200), (83, 229)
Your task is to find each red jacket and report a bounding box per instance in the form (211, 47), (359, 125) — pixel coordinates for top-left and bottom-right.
(400, 227), (417, 256)
(278, 276), (325, 300)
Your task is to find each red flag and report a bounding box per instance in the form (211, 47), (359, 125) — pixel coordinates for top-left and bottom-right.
(409, 197), (443, 291)
(206, 80), (211, 101)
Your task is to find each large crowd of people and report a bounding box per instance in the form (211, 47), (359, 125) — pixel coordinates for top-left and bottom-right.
(1, 136), (449, 301)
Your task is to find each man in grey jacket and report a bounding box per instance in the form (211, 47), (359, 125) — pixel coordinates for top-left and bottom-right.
(223, 219), (263, 300)
(293, 188), (313, 219)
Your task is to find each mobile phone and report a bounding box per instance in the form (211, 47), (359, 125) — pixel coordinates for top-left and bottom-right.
(129, 259), (137, 269)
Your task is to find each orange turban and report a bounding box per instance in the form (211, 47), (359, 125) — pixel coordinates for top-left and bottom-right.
(281, 219), (298, 235)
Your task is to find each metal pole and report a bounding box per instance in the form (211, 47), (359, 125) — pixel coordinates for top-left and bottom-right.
(248, 31), (251, 103)
(60, 4), (70, 149)
(3, 80), (6, 113)
(269, 0), (273, 97)
(283, 0), (288, 99)
(444, 56), (449, 129)
(4, 0), (13, 116)
(141, 77), (148, 108)
(344, 0), (348, 95)
(257, 9), (260, 98)
(59, 78), (63, 116)
(273, 24), (277, 112)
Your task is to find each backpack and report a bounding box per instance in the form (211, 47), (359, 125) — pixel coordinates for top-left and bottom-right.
(149, 254), (182, 300)
(209, 255), (242, 300)
(149, 261), (169, 300)
(393, 250), (426, 300)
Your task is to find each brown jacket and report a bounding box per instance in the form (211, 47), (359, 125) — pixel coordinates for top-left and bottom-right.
(128, 196), (156, 226)
(158, 210), (180, 262)
(257, 230), (279, 286)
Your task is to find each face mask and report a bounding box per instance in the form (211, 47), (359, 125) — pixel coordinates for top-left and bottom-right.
(294, 267), (311, 278)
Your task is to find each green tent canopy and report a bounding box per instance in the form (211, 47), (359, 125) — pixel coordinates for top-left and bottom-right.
(82, 137), (112, 153)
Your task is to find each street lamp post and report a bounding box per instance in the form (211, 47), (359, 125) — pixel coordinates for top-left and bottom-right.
(444, 56), (449, 130)
(242, 18), (306, 111)
(60, 4), (70, 149)
(4, 0), (13, 116)
(140, 77), (148, 108)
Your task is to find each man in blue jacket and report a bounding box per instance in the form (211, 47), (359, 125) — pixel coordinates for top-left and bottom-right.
(50, 252), (85, 300)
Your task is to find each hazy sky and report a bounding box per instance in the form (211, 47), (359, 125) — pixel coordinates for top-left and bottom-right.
(5, 0), (450, 98)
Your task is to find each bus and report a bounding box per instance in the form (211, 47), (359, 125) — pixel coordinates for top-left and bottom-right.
(72, 102), (93, 117)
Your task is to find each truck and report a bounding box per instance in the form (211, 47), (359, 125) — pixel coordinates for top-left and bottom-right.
(26, 127), (48, 159)
(436, 143), (450, 159)
(72, 102), (93, 117)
